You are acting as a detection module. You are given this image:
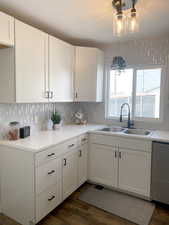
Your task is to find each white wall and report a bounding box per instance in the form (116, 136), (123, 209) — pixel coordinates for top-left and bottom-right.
(81, 36), (169, 131)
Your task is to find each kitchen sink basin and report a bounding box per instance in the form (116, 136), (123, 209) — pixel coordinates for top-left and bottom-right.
(123, 129), (151, 136)
(99, 127), (152, 136)
(100, 127), (125, 132)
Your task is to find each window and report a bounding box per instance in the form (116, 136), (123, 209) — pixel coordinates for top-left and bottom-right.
(106, 66), (163, 120)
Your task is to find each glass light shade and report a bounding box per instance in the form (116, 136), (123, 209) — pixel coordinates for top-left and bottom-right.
(113, 13), (126, 36)
(127, 13), (139, 33)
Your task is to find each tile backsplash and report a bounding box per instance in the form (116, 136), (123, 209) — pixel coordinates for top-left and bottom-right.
(0, 103), (79, 138)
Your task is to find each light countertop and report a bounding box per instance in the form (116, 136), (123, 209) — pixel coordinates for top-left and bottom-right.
(0, 124), (105, 153)
(0, 124), (169, 153)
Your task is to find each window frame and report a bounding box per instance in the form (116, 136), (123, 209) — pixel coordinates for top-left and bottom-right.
(105, 64), (166, 122)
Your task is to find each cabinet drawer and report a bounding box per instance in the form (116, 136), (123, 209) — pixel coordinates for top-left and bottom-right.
(35, 137), (78, 166)
(36, 183), (62, 223)
(90, 134), (118, 147)
(36, 158), (61, 194)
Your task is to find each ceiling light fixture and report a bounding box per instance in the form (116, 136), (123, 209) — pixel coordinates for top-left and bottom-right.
(112, 0), (139, 36)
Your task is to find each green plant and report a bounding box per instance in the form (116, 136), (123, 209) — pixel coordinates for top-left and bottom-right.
(51, 112), (61, 124)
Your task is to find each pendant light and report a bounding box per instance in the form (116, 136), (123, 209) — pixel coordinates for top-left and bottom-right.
(127, 0), (139, 33)
(112, 0), (139, 36)
(113, 0), (126, 36)
(111, 56), (126, 75)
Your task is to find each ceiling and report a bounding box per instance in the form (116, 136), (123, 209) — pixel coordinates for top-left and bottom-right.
(0, 0), (169, 45)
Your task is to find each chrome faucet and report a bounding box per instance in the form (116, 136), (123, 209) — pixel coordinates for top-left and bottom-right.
(120, 103), (134, 128)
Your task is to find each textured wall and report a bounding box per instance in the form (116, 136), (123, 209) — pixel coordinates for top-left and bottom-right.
(81, 36), (169, 130)
(0, 102), (79, 138)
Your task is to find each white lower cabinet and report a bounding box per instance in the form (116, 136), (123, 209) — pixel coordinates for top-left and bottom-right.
(0, 134), (88, 225)
(118, 149), (151, 197)
(89, 134), (152, 198)
(78, 143), (88, 186)
(89, 143), (118, 187)
(62, 142), (88, 200)
(62, 150), (78, 200)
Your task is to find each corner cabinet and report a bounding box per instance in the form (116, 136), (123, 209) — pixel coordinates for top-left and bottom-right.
(75, 47), (104, 102)
(0, 134), (88, 225)
(48, 36), (75, 102)
(0, 12), (14, 46)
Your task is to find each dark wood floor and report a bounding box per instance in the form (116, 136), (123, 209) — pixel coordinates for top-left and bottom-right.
(1, 183), (169, 225)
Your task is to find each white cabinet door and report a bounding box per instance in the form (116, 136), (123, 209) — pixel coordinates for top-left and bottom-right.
(0, 12), (14, 46)
(75, 47), (103, 102)
(89, 144), (118, 188)
(118, 149), (151, 197)
(62, 150), (78, 200)
(49, 36), (74, 102)
(78, 143), (88, 186)
(15, 20), (48, 103)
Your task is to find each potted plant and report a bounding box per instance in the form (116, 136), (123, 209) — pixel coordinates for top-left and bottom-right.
(51, 112), (62, 130)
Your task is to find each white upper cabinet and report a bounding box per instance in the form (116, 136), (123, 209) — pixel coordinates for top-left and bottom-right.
(0, 12), (104, 103)
(75, 47), (104, 102)
(49, 36), (75, 102)
(15, 20), (48, 103)
(0, 12), (14, 46)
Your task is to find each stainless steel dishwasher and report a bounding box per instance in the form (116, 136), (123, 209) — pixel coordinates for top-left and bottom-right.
(152, 141), (169, 204)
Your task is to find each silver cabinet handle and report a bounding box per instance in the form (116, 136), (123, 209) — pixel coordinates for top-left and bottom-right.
(79, 150), (82, 157)
(48, 170), (55, 175)
(44, 91), (50, 99)
(48, 195), (55, 201)
(50, 91), (53, 99)
(115, 151), (117, 158)
(63, 158), (67, 166)
(68, 144), (74, 148)
(119, 152), (122, 159)
(82, 138), (87, 142)
(47, 153), (55, 157)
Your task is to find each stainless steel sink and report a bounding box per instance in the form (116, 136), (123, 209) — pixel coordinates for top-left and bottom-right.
(123, 129), (151, 136)
(99, 127), (152, 136)
(100, 127), (125, 133)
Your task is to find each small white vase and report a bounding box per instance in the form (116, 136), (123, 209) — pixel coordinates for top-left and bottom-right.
(53, 123), (61, 130)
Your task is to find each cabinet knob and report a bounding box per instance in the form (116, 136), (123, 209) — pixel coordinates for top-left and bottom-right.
(48, 195), (55, 201)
